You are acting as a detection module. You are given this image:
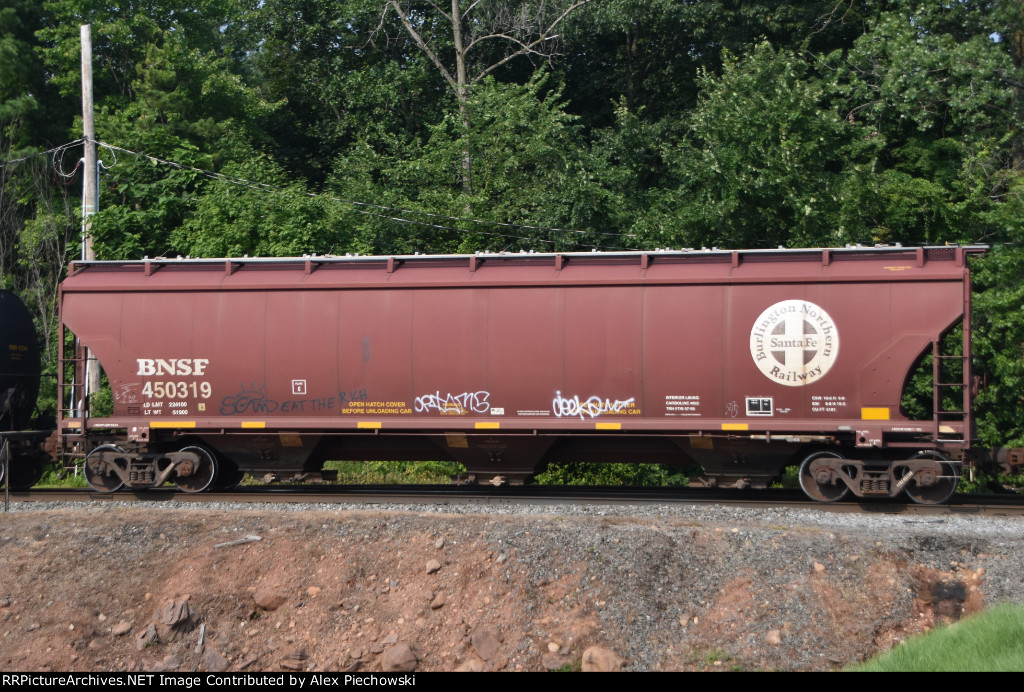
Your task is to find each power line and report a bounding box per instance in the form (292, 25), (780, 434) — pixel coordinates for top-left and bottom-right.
(0, 139), (84, 169)
(96, 141), (638, 250)
(53, 140), (85, 179)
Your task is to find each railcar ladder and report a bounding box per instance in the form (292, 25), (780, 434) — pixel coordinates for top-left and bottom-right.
(58, 356), (87, 421)
(56, 331), (90, 474)
(57, 332), (89, 423)
(931, 340), (971, 449)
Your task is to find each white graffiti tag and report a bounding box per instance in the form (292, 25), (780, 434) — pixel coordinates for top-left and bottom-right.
(414, 391), (491, 414)
(552, 391), (635, 420)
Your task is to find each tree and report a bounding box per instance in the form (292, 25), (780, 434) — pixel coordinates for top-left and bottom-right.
(329, 73), (617, 254)
(33, 2), (296, 259)
(827, 2), (1023, 245)
(559, 0), (872, 129)
(973, 241), (1024, 448)
(170, 157), (346, 257)
(380, 0), (591, 194)
(84, 33), (285, 258)
(645, 43), (854, 250)
(244, 0), (444, 184)
(37, 0), (237, 106)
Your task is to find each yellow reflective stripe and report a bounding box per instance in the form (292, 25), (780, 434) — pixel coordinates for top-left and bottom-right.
(595, 422), (621, 430)
(357, 421), (382, 429)
(241, 421), (265, 429)
(475, 421), (500, 429)
(150, 421), (196, 429)
(721, 423), (749, 431)
(861, 407), (890, 420)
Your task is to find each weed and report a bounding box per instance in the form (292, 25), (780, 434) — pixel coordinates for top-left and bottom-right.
(704, 648), (732, 664)
(35, 467), (87, 489)
(771, 466), (800, 489)
(956, 469), (1024, 494)
(322, 460), (463, 485)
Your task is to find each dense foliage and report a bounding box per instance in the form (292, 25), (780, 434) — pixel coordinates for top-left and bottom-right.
(2, 0), (1023, 444)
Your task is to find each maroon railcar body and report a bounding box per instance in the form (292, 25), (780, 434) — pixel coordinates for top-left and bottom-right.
(59, 246), (984, 501)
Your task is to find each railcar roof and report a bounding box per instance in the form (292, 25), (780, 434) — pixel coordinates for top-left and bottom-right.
(69, 244), (988, 269)
(61, 245), (986, 293)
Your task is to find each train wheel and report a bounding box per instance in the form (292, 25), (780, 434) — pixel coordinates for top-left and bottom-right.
(7, 457), (46, 490)
(175, 446), (217, 493)
(899, 452), (959, 505)
(798, 451), (850, 502)
(84, 445), (126, 493)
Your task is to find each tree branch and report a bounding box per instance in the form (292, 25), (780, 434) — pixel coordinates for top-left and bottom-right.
(465, 32), (539, 55)
(470, 0), (590, 79)
(460, 0), (483, 20)
(388, 0), (458, 92)
(367, 4), (392, 50)
(425, 0), (452, 22)
(474, 36), (558, 81)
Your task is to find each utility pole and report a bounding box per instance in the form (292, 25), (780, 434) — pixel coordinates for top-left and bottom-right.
(81, 24), (96, 261)
(80, 24), (101, 405)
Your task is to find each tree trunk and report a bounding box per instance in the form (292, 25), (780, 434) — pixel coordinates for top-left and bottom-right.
(451, 0), (472, 196)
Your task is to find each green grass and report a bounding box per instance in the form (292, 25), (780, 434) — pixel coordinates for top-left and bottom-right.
(533, 462), (693, 486)
(322, 460), (698, 486)
(322, 460), (463, 484)
(772, 465), (800, 489)
(683, 647), (740, 670)
(34, 467), (88, 488)
(851, 605), (1024, 672)
(956, 469), (1024, 494)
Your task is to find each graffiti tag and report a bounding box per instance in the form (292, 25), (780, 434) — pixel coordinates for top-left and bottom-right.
(221, 382), (279, 415)
(414, 391), (491, 414)
(552, 391), (635, 420)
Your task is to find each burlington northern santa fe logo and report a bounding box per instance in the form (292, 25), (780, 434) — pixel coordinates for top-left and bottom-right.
(749, 300), (838, 386)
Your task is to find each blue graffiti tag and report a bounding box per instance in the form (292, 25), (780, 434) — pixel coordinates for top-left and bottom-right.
(220, 382), (280, 415)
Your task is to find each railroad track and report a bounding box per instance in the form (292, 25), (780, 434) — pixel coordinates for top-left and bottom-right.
(6, 485), (1024, 516)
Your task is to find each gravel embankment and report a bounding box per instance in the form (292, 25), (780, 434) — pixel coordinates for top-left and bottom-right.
(2, 500), (1022, 672)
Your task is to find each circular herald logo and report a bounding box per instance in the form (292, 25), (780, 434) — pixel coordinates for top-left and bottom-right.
(750, 300), (839, 386)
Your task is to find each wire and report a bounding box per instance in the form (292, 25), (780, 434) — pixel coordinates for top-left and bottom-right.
(0, 139), (84, 170)
(96, 141), (639, 250)
(97, 141), (118, 170)
(53, 140), (85, 180)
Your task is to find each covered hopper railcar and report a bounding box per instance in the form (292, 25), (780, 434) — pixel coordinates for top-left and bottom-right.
(59, 246), (986, 503)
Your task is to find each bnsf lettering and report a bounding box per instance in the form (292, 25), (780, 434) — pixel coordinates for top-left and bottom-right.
(137, 359), (210, 376)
